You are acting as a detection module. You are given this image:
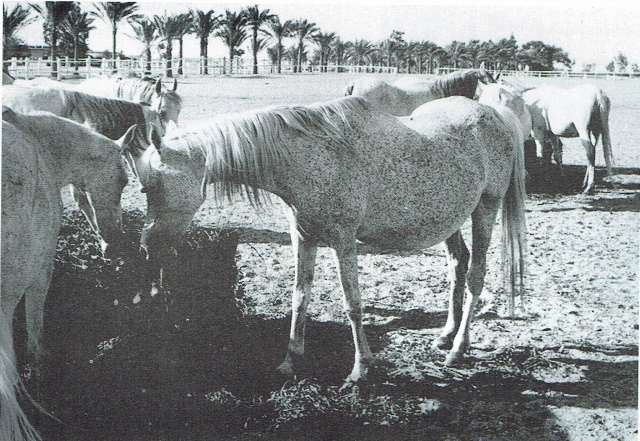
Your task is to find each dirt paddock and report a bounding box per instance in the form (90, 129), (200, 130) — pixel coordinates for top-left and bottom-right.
(14, 73), (639, 440)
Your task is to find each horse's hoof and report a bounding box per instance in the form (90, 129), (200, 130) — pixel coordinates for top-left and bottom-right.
(433, 335), (454, 351)
(444, 351), (464, 367)
(276, 360), (294, 376)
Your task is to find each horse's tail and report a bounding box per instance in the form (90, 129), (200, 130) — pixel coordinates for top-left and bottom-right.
(595, 89), (614, 176)
(344, 81), (355, 96)
(499, 107), (528, 318)
(0, 318), (42, 441)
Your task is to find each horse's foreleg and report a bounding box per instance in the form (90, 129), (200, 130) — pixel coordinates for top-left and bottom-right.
(445, 196), (500, 366)
(332, 238), (373, 384)
(277, 227), (318, 376)
(580, 136), (597, 194)
(434, 231), (469, 351)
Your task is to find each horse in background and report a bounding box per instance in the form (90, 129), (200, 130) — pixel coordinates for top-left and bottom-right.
(1, 107), (136, 441)
(502, 81), (614, 194)
(77, 75), (182, 125)
(344, 66), (496, 116)
(136, 95), (526, 384)
(478, 83), (533, 140)
(9, 75), (182, 126)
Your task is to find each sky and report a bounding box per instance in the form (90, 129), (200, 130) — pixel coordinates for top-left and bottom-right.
(7, 0), (640, 70)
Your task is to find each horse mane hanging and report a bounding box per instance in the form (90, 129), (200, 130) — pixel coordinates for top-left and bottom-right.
(429, 69), (483, 99)
(142, 96), (372, 207)
(62, 89), (149, 157)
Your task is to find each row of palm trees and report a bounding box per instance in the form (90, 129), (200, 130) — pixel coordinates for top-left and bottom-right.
(4, 2), (574, 77)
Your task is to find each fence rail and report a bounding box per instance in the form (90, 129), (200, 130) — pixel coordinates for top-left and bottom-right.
(5, 57), (637, 81)
(438, 67), (640, 80)
(3, 56), (397, 80)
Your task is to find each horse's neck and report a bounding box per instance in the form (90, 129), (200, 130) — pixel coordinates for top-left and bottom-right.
(34, 122), (96, 188)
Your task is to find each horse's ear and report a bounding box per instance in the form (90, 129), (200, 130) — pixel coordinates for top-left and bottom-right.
(155, 78), (162, 95)
(117, 124), (138, 153)
(172, 78), (177, 92)
(495, 72), (501, 81)
(479, 61), (485, 71)
(149, 123), (163, 151)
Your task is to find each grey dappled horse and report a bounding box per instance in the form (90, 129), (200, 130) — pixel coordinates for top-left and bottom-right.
(136, 96), (527, 385)
(344, 67), (496, 116)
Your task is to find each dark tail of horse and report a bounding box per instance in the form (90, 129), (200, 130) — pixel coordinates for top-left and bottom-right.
(0, 319), (42, 441)
(594, 89), (614, 176)
(499, 107), (528, 317)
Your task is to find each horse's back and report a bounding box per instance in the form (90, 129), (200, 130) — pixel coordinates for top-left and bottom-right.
(2, 85), (65, 115)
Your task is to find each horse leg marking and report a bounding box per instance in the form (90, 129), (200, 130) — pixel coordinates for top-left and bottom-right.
(278, 225), (318, 376)
(446, 196), (501, 366)
(332, 238), (373, 383)
(434, 231), (469, 350)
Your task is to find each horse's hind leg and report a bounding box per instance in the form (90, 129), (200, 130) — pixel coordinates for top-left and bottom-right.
(579, 133), (597, 194)
(277, 224), (318, 376)
(445, 195), (501, 366)
(433, 231), (469, 351)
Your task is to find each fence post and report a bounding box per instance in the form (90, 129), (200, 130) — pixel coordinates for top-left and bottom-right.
(24, 58), (30, 80)
(86, 57), (91, 78)
(11, 57), (17, 76)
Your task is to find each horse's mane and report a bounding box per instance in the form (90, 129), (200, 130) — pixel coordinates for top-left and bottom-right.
(141, 96), (371, 206)
(428, 69), (483, 99)
(113, 78), (183, 106)
(61, 89), (149, 157)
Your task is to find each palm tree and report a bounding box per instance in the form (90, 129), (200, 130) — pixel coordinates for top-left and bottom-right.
(173, 12), (193, 75)
(3, 4), (36, 59)
(445, 40), (468, 69)
(331, 38), (350, 72)
(154, 13), (183, 77)
(266, 17), (293, 74)
(30, 1), (76, 77)
(216, 10), (248, 75)
(91, 2), (140, 60)
(348, 39), (376, 68)
(129, 17), (158, 74)
(313, 31), (336, 72)
(191, 9), (221, 75)
(244, 5), (275, 75)
(60, 5), (95, 71)
(291, 19), (317, 73)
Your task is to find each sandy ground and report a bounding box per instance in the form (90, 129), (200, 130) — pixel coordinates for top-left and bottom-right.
(30, 73), (640, 440)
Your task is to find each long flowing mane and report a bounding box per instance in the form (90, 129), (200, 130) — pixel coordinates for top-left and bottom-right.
(61, 89), (150, 157)
(113, 77), (182, 108)
(426, 69), (485, 99)
(142, 96), (372, 206)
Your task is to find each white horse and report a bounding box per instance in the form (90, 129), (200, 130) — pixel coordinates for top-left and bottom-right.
(76, 75), (182, 125)
(3, 85), (164, 219)
(344, 67), (496, 116)
(1, 107), (136, 441)
(136, 96), (527, 384)
(504, 82), (614, 194)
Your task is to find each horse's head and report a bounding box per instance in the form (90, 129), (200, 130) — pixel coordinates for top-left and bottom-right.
(81, 125), (137, 255)
(477, 63), (497, 85)
(152, 78), (182, 125)
(138, 127), (205, 267)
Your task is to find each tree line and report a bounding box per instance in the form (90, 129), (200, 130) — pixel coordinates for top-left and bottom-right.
(4, 1), (621, 78)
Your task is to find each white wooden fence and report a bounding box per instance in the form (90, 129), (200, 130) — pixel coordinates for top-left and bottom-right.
(437, 67), (640, 80)
(3, 56), (397, 80)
